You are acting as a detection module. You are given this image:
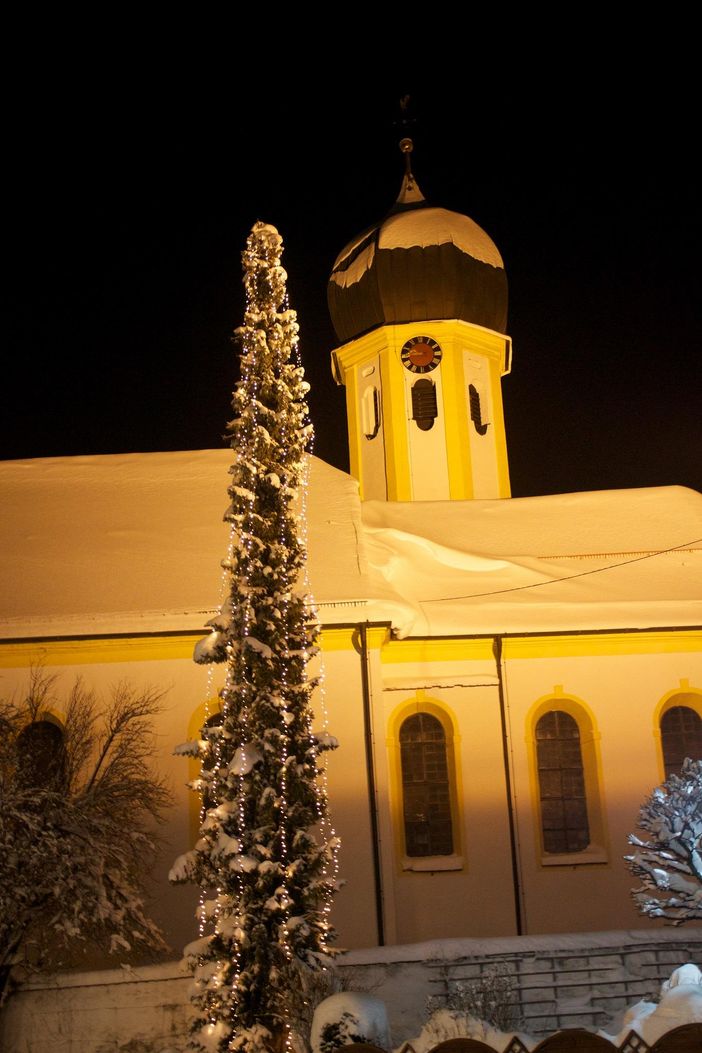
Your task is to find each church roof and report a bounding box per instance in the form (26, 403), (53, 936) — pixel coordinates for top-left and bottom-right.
(1, 450), (700, 641)
(327, 173), (508, 345)
(0, 451), (374, 639)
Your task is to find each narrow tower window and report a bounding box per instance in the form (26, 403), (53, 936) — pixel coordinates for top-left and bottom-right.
(661, 706), (702, 777)
(411, 379), (437, 431)
(536, 710), (590, 853)
(469, 384), (489, 435)
(400, 712), (453, 856)
(361, 385), (381, 440)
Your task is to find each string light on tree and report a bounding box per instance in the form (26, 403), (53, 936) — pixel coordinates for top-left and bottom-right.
(170, 221), (339, 1053)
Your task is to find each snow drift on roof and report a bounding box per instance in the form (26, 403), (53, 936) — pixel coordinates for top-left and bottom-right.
(0, 451), (372, 637)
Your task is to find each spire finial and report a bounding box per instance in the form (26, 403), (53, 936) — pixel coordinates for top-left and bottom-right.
(399, 136), (415, 189)
(393, 97), (425, 209)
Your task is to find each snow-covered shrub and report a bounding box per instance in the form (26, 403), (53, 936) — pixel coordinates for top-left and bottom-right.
(625, 757), (702, 923)
(406, 1007), (526, 1053)
(427, 962), (523, 1033)
(311, 993), (390, 1053)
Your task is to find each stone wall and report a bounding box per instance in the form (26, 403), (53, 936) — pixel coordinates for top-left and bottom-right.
(2, 930), (701, 1052)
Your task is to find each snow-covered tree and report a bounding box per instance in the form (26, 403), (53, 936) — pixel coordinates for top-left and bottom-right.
(625, 757), (702, 923)
(170, 222), (339, 1053)
(0, 669), (171, 1007)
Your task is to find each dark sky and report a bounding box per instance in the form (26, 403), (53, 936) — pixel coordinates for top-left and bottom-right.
(5, 85), (701, 498)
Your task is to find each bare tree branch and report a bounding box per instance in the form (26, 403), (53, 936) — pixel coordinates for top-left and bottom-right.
(0, 668), (173, 1008)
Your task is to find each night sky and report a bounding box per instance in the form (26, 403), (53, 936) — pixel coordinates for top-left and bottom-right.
(5, 85), (701, 499)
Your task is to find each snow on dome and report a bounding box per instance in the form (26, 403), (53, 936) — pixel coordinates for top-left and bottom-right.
(328, 189), (509, 343)
(332, 238), (376, 290)
(379, 207), (504, 269)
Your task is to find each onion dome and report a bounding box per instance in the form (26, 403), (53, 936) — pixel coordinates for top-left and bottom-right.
(327, 145), (508, 345)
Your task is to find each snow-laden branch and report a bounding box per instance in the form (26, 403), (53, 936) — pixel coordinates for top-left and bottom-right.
(625, 757), (702, 923)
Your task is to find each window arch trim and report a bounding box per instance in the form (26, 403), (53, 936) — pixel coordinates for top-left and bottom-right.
(654, 687), (702, 781)
(527, 692), (608, 867)
(388, 696), (463, 872)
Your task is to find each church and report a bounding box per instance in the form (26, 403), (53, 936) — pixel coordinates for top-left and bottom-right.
(2, 145), (701, 964)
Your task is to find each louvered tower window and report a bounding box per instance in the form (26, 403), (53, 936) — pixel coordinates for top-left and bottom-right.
(536, 710), (590, 853)
(400, 712), (453, 856)
(661, 706), (702, 778)
(411, 379), (437, 431)
(468, 383), (489, 435)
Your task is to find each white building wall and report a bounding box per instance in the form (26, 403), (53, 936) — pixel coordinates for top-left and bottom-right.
(502, 645), (702, 935)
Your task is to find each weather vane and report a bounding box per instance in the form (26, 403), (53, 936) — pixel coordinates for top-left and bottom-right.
(396, 94), (417, 189)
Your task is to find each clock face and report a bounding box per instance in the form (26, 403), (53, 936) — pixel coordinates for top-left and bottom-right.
(401, 335), (443, 373)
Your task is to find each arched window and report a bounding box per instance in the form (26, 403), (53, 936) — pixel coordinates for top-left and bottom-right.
(16, 719), (65, 789)
(661, 706), (702, 778)
(536, 710), (590, 854)
(400, 712), (453, 857)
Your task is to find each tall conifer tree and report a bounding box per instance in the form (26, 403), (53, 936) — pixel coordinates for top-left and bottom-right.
(171, 222), (338, 1053)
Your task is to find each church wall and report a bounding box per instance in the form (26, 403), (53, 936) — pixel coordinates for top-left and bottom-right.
(311, 641), (380, 950)
(372, 645), (519, 943)
(2, 627), (699, 959)
(501, 636), (702, 935)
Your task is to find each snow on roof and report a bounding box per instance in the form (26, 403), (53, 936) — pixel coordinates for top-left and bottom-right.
(1, 452), (700, 640)
(362, 488), (702, 637)
(0, 450), (373, 638)
(363, 487), (702, 559)
(379, 207), (504, 268)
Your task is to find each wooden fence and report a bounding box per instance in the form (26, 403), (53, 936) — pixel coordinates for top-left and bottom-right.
(340, 1027), (702, 1052)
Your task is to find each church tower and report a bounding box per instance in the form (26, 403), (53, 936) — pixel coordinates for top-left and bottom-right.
(328, 141), (512, 502)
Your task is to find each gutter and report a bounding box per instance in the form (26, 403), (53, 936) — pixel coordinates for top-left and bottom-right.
(359, 621), (385, 946)
(494, 635), (524, 936)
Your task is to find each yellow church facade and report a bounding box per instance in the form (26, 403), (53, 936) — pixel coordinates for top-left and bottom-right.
(2, 449), (701, 956)
(1, 157), (701, 961)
